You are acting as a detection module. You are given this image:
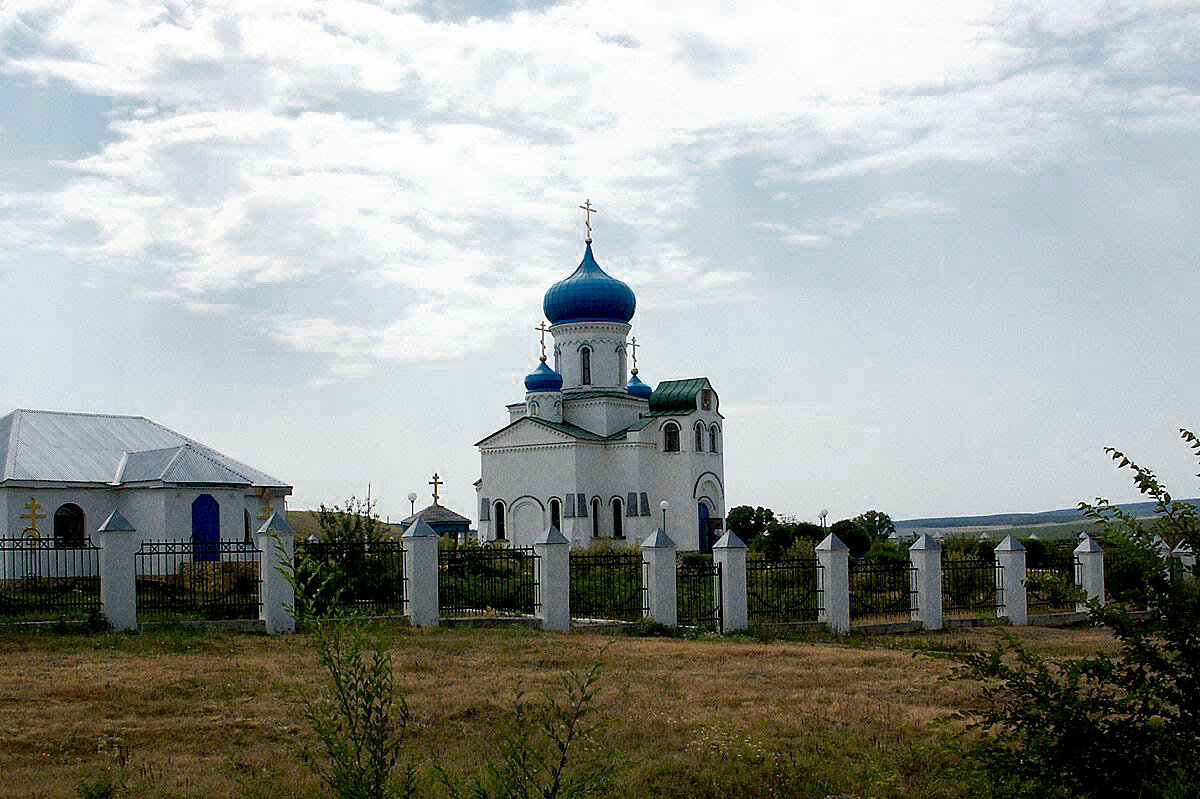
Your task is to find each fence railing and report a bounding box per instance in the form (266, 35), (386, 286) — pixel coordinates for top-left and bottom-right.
(677, 558), (722, 629)
(439, 547), (539, 617)
(1026, 552), (1078, 613)
(294, 539), (406, 617)
(747, 556), (822, 623)
(0, 537), (101, 621)
(942, 558), (1003, 618)
(135, 540), (261, 620)
(569, 551), (646, 621)
(849, 559), (916, 623)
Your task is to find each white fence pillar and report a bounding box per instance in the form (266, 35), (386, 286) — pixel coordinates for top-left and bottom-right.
(713, 531), (748, 633)
(1074, 535), (1105, 611)
(534, 526), (570, 632)
(994, 535), (1027, 626)
(1171, 543), (1195, 579)
(98, 510), (137, 632)
(403, 518), (440, 627)
(256, 512), (296, 634)
(909, 534), (942, 631)
(817, 533), (849, 634)
(641, 528), (677, 627)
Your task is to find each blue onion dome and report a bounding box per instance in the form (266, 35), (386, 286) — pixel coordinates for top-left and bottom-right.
(524, 359), (563, 392)
(627, 371), (652, 399)
(543, 242), (636, 324)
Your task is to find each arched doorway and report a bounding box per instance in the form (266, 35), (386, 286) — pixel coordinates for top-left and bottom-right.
(192, 494), (220, 562)
(697, 502), (712, 554)
(54, 504), (86, 549)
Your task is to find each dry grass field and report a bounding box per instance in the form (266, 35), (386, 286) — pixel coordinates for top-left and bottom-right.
(0, 624), (1116, 799)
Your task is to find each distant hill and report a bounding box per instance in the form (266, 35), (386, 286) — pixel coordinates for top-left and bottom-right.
(896, 498), (1200, 531)
(286, 509), (407, 540)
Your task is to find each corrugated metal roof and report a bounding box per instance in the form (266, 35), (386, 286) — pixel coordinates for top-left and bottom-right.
(0, 409), (289, 489)
(400, 503), (471, 527)
(648, 378), (710, 413)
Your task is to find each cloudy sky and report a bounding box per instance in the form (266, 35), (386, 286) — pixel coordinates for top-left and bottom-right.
(2, 0), (1198, 524)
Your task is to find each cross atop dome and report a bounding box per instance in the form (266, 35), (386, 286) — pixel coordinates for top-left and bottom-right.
(579, 198), (597, 244)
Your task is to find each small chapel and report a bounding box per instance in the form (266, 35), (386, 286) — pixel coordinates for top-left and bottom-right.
(474, 205), (726, 551)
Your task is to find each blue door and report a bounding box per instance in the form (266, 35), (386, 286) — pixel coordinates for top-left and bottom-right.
(192, 494), (220, 562)
(698, 502), (711, 554)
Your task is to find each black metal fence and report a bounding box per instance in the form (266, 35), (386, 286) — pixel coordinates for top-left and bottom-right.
(1026, 551), (1078, 613)
(0, 537), (101, 621)
(849, 559), (916, 623)
(135, 540), (260, 620)
(677, 557), (722, 629)
(942, 558), (1003, 618)
(747, 557), (822, 623)
(294, 539), (406, 617)
(569, 551), (645, 621)
(439, 547), (539, 617)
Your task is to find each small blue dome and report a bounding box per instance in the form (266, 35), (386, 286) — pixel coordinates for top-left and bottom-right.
(524, 360), (563, 392)
(543, 243), (636, 325)
(627, 372), (652, 399)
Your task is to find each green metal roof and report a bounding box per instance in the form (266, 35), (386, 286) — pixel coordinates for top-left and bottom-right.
(563, 389), (639, 402)
(648, 378), (710, 413)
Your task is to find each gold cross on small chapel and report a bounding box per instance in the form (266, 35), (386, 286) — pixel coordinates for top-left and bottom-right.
(21, 497), (46, 539)
(579, 198), (597, 243)
(259, 488), (275, 521)
(429, 472), (443, 505)
(535, 321), (551, 361)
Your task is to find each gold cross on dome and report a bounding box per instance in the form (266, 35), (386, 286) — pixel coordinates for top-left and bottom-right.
(535, 321), (551, 361)
(579, 199), (597, 243)
(258, 488), (275, 521)
(21, 497), (46, 539)
(630, 336), (640, 374)
(429, 472), (443, 505)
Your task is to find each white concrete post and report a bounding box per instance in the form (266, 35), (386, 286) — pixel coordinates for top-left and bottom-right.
(1172, 543), (1196, 579)
(908, 534), (942, 631)
(1074, 535), (1105, 611)
(713, 531), (748, 633)
(403, 518), (440, 627)
(98, 510), (137, 632)
(534, 525), (570, 632)
(641, 528), (677, 627)
(994, 535), (1027, 626)
(256, 512), (296, 634)
(816, 533), (849, 634)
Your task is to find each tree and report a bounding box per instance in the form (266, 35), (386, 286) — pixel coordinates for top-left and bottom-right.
(317, 497), (389, 543)
(852, 509), (895, 541)
(726, 505), (776, 547)
(828, 518), (871, 557)
(957, 429), (1200, 798)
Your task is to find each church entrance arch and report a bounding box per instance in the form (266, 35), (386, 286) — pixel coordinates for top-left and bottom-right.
(697, 501), (713, 554)
(192, 494), (220, 562)
(510, 499), (543, 548)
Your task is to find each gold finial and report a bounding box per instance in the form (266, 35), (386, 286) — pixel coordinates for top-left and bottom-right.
(258, 488), (275, 521)
(579, 198), (597, 244)
(429, 472), (443, 505)
(535, 321), (551, 361)
(21, 497), (46, 540)
(630, 336), (640, 376)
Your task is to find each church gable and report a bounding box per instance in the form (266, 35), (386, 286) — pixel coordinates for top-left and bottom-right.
(476, 417), (582, 449)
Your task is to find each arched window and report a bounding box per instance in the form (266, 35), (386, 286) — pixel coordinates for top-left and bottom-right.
(53, 504), (85, 549)
(710, 424), (720, 453)
(244, 509), (253, 544)
(581, 347), (592, 385)
(611, 498), (624, 539)
(550, 498), (562, 531)
(494, 501), (506, 540)
(591, 498), (601, 537)
(529, 400), (539, 417)
(694, 423), (705, 452)
(663, 423), (680, 453)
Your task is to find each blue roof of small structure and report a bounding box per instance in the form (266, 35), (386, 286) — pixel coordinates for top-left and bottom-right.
(626, 373), (653, 399)
(524, 360), (563, 392)
(543, 243), (636, 325)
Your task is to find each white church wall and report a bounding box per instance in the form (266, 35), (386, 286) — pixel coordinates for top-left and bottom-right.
(478, 444), (577, 544)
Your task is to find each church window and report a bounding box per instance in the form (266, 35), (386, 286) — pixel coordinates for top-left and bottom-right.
(564, 494), (575, 517)
(493, 502), (506, 540)
(529, 400), (539, 417)
(591, 498), (601, 537)
(639, 493), (651, 516)
(694, 423), (705, 452)
(611, 498), (624, 538)
(550, 498), (562, 530)
(626, 493), (638, 516)
(53, 504), (85, 549)
(581, 347), (592, 385)
(244, 509), (253, 544)
(577, 493), (587, 515)
(480, 498), (490, 521)
(700, 390), (712, 410)
(710, 424), (720, 453)
(663, 423), (680, 453)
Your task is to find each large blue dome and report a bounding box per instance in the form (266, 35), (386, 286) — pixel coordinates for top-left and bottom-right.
(524, 360), (563, 392)
(543, 243), (636, 325)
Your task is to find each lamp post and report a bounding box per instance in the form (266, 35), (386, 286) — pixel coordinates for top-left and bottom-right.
(819, 509), (828, 534)
(407, 492), (418, 515)
(659, 500), (669, 534)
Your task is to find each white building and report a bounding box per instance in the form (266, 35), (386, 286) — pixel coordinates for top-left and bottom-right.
(0, 409), (290, 555)
(475, 237), (725, 551)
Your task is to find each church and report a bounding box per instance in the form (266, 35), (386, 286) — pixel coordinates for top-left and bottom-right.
(474, 212), (726, 551)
